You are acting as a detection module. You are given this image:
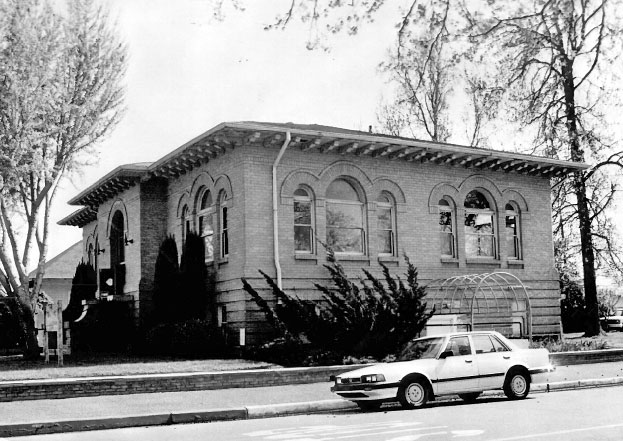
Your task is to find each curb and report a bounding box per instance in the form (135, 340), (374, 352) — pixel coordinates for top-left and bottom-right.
(1, 378), (622, 438)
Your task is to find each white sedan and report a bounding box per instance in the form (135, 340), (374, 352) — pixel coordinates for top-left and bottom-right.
(330, 331), (555, 411)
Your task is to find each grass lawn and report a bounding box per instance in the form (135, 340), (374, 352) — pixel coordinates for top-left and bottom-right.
(0, 352), (280, 382)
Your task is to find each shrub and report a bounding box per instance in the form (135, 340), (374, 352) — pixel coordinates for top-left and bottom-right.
(530, 337), (609, 352)
(63, 260), (97, 322)
(143, 319), (225, 358)
(560, 273), (586, 333)
(153, 235), (180, 323)
(242, 249), (434, 360)
(180, 231), (208, 321)
(0, 297), (25, 353)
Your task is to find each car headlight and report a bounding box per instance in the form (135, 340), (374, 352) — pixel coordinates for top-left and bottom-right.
(361, 374), (386, 383)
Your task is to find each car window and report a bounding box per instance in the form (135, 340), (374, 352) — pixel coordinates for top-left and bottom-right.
(472, 335), (496, 354)
(397, 337), (444, 361)
(446, 336), (472, 356)
(490, 335), (510, 352)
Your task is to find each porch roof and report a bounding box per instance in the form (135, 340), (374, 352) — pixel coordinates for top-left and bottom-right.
(67, 163), (151, 207)
(57, 207), (98, 227)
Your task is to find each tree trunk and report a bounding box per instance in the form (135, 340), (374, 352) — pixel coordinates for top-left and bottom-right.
(16, 295), (41, 359)
(562, 59), (601, 337)
(574, 174), (601, 336)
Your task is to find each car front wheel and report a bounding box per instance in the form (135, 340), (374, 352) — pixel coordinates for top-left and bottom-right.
(503, 369), (530, 400)
(398, 379), (429, 409)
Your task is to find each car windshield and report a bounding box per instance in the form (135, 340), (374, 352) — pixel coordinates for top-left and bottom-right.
(397, 337), (445, 361)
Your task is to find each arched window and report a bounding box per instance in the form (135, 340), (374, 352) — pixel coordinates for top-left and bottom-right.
(326, 179), (365, 254)
(87, 243), (94, 266)
(505, 203), (521, 259)
(110, 211), (125, 266)
(220, 192), (229, 258)
(94, 238), (100, 272)
(110, 210), (126, 296)
(439, 198), (455, 258)
(181, 204), (191, 244)
(377, 193), (395, 256)
(294, 187), (314, 253)
(198, 190), (215, 262)
(464, 190), (496, 258)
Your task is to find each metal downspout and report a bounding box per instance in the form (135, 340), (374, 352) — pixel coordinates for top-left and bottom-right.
(273, 131), (292, 289)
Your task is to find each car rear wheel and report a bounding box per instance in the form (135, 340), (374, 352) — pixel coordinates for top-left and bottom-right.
(504, 369), (530, 400)
(356, 400), (382, 411)
(398, 379), (428, 409)
(458, 392), (481, 403)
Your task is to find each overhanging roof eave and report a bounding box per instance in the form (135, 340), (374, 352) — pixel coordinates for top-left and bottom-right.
(67, 163), (150, 206)
(221, 122), (588, 172)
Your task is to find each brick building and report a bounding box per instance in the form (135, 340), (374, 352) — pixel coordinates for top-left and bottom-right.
(59, 122), (587, 344)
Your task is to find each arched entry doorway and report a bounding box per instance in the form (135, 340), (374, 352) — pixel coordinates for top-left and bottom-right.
(110, 210), (125, 296)
(426, 272), (533, 341)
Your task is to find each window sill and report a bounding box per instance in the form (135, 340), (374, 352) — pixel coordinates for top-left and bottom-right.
(507, 259), (524, 268)
(295, 253), (318, 261)
(217, 256), (229, 265)
(465, 257), (500, 265)
(378, 255), (399, 263)
(440, 257), (458, 263)
(334, 254), (370, 262)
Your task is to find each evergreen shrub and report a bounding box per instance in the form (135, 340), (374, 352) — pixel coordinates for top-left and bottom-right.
(63, 260), (97, 322)
(243, 249), (435, 362)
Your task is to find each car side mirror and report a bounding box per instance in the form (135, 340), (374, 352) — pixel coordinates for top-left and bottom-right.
(439, 350), (454, 359)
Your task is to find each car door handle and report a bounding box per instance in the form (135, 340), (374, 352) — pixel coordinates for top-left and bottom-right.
(465, 359), (473, 363)
(503, 355), (511, 359)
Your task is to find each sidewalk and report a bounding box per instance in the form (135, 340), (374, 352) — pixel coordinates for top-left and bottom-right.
(1, 361), (623, 437)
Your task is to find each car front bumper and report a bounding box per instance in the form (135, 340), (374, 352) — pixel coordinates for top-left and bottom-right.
(331, 382), (399, 401)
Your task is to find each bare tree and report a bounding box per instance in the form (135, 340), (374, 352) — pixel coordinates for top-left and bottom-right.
(216, 0), (623, 336)
(472, 0), (622, 336)
(0, 0), (126, 357)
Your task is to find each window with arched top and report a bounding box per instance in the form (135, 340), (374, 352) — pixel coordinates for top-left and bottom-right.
(294, 187), (314, 253)
(438, 198), (455, 258)
(219, 192), (229, 258)
(87, 243), (94, 266)
(377, 193), (395, 256)
(464, 190), (496, 258)
(181, 204), (191, 244)
(326, 179), (366, 254)
(198, 190), (215, 262)
(505, 203), (521, 260)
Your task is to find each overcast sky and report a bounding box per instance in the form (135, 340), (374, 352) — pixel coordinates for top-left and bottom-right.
(50, 0), (400, 259)
(48, 0), (622, 282)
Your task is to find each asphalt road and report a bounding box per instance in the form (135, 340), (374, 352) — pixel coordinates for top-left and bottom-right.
(9, 385), (623, 441)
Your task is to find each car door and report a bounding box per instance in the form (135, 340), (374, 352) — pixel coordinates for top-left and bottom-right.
(435, 336), (480, 395)
(471, 334), (514, 390)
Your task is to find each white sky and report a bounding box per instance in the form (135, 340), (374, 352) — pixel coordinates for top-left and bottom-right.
(50, 0), (399, 260)
(45, 0), (622, 283)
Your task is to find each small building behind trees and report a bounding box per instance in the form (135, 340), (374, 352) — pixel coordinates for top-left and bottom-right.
(58, 122), (588, 345)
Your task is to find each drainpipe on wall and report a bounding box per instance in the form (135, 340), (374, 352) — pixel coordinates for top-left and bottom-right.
(273, 131), (292, 289)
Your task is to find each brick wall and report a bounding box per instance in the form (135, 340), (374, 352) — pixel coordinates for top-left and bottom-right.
(236, 144), (562, 343)
(0, 365), (354, 402)
(138, 177), (169, 325)
(82, 140), (563, 345)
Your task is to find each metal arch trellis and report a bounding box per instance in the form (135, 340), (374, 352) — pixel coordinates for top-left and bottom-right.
(426, 272), (533, 341)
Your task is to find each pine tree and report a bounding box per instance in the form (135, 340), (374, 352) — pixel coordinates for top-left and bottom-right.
(152, 236), (180, 323)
